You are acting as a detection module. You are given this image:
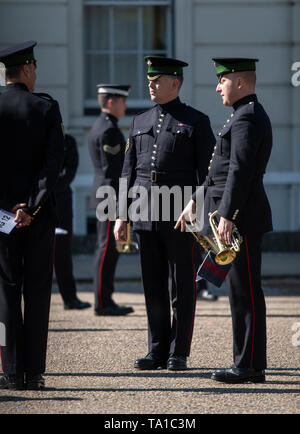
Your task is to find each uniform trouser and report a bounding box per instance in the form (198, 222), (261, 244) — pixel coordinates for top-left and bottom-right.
(94, 220), (119, 309)
(0, 216), (55, 375)
(54, 229), (76, 303)
(135, 228), (196, 359)
(169, 245), (207, 294)
(226, 234), (267, 369)
(194, 245), (208, 291)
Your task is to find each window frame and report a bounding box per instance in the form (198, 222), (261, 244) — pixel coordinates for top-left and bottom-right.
(84, 0), (174, 112)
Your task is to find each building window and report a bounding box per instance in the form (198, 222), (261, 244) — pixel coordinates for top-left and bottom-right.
(84, 0), (173, 114)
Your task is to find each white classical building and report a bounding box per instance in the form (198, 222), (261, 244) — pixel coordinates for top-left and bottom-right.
(0, 0), (300, 236)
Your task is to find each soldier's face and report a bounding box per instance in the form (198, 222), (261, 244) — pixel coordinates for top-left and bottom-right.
(148, 75), (176, 104)
(216, 74), (239, 106)
(110, 96), (127, 118)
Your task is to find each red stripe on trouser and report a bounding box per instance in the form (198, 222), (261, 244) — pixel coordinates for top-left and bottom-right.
(188, 239), (196, 354)
(97, 220), (111, 308)
(245, 236), (255, 368)
(52, 233), (56, 284)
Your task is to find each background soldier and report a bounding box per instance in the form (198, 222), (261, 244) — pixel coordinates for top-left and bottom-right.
(176, 58), (272, 383)
(89, 84), (134, 316)
(0, 41), (64, 390)
(54, 133), (91, 310)
(115, 57), (215, 370)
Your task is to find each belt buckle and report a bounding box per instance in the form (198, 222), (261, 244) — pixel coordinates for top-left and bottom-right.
(150, 170), (157, 182)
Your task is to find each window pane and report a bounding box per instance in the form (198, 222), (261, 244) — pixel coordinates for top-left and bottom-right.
(143, 6), (167, 51)
(114, 54), (139, 99)
(114, 7), (138, 51)
(85, 54), (110, 99)
(85, 6), (109, 50)
(84, 2), (172, 107)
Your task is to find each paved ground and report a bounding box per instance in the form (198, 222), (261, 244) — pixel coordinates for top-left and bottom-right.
(0, 252), (300, 416)
(0, 282), (300, 414)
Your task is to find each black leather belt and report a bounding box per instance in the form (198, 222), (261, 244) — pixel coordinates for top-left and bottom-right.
(137, 170), (196, 184)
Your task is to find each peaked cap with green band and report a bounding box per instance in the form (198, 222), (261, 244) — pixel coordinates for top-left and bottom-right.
(0, 40), (37, 68)
(213, 57), (259, 78)
(145, 56), (188, 80)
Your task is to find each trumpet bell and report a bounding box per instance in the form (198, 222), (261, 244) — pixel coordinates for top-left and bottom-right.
(118, 241), (138, 254)
(185, 210), (242, 266)
(215, 249), (236, 265)
(115, 222), (139, 254)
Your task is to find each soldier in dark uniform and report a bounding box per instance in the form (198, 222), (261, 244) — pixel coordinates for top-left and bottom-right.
(114, 57), (215, 370)
(54, 133), (91, 310)
(176, 58), (272, 383)
(89, 84), (134, 316)
(0, 41), (64, 390)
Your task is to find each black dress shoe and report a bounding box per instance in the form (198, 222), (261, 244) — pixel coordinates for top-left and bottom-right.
(134, 353), (167, 370)
(197, 289), (218, 301)
(211, 365), (265, 384)
(0, 374), (24, 390)
(26, 374), (45, 390)
(95, 304), (134, 316)
(167, 355), (187, 371)
(64, 297), (91, 310)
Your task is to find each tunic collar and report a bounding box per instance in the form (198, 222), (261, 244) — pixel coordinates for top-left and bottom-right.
(158, 96), (181, 113)
(101, 111), (118, 124)
(4, 82), (29, 92)
(233, 93), (257, 111)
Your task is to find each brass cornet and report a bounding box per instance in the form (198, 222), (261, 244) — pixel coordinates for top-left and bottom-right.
(186, 210), (243, 265)
(115, 222), (138, 253)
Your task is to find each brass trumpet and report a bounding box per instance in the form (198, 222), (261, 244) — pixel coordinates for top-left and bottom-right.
(186, 210), (243, 265)
(116, 222), (138, 253)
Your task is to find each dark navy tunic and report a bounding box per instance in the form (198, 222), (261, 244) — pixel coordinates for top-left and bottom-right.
(194, 93), (273, 236)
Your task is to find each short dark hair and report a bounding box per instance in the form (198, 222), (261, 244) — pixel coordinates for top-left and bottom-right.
(98, 93), (124, 109)
(5, 64), (23, 80)
(167, 74), (184, 90)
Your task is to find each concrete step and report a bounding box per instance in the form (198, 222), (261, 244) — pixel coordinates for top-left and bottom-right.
(69, 252), (300, 281)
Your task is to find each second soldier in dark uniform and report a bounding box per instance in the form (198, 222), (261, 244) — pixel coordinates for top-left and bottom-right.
(0, 41), (64, 390)
(89, 84), (134, 316)
(177, 58), (273, 383)
(54, 133), (91, 310)
(114, 57), (215, 370)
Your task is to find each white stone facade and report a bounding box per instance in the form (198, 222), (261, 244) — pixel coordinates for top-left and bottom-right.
(0, 0), (299, 234)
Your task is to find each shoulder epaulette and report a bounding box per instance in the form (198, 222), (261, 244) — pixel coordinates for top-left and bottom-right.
(33, 92), (53, 101)
(135, 106), (155, 118)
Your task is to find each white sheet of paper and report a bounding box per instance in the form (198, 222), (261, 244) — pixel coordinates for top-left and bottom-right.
(0, 209), (18, 234)
(55, 227), (68, 235)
